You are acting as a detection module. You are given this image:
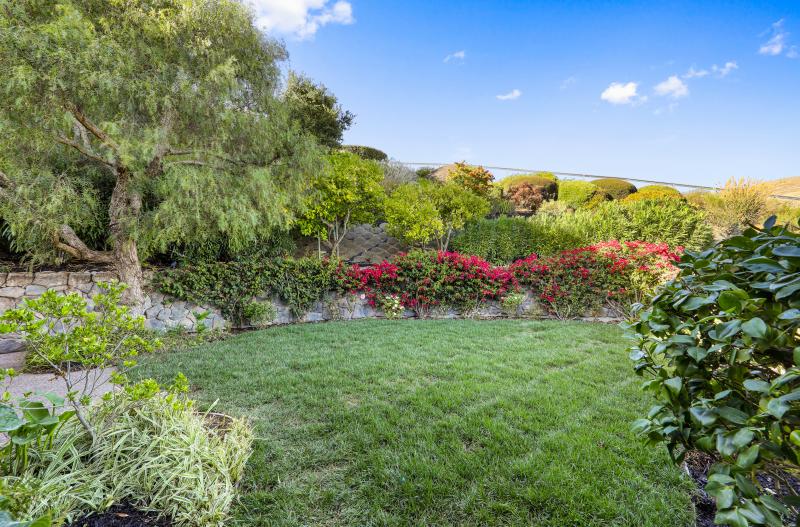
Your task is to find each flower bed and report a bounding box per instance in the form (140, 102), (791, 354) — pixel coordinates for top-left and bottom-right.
(337, 241), (681, 319)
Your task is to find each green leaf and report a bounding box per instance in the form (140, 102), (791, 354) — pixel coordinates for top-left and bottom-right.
(772, 244), (800, 258)
(710, 320), (742, 341)
(690, 407), (717, 427)
(687, 346), (710, 362)
(743, 379), (770, 393)
(736, 445), (759, 469)
(0, 404), (23, 432)
(19, 400), (49, 422)
(778, 309), (800, 320)
(732, 428), (755, 448)
(741, 318), (768, 339)
(714, 508), (749, 527)
(718, 407), (750, 425)
(664, 377), (683, 396)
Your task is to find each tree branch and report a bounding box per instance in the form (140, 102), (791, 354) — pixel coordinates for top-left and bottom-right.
(55, 225), (115, 264)
(64, 102), (119, 155)
(56, 136), (115, 169)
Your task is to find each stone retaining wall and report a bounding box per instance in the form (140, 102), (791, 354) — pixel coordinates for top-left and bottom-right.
(0, 270), (620, 353)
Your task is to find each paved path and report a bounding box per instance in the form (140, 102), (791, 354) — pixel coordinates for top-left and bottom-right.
(0, 351), (115, 401)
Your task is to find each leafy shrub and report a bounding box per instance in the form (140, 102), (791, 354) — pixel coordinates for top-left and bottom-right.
(338, 251), (516, 315)
(339, 145), (388, 161)
(507, 183), (545, 212)
(446, 162), (495, 197)
(593, 178), (637, 199)
(623, 185), (683, 202)
(378, 294), (404, 320)
(557, 180), (601, 208)
(384, 181), (490, 250)
(157, 257), (340, 322)
(627, 218), (800, 527)
(510, 241), (680, 318)
(497, 174), (558, 200)
(581, 199), (713, 251)
(451, 217), (541, 263)
(500, 292), (525, 317)
(456, 199), (711, 262)
(243, 300), (277, 328)
(415, 166), (435, 179)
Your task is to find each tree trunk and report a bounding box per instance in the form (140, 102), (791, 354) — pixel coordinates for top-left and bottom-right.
(108, 168), (145, 308)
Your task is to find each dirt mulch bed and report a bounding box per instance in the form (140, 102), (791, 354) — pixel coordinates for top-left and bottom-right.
(684, 450), (800, 527)
(70, 504), (172, 527)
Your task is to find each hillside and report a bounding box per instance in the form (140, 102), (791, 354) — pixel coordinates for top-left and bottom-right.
(769, 177), (800, 199)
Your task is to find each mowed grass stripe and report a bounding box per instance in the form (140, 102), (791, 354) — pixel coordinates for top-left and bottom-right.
(135, 320), (695, 527)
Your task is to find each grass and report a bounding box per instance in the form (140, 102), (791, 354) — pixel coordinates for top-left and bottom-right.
(134, 319), (695, 527)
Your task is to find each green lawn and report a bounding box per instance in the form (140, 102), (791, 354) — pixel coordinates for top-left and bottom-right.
(135, 319), (695, 527)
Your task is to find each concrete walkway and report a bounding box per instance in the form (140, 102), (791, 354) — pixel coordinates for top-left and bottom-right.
(0, 351), (115, 401)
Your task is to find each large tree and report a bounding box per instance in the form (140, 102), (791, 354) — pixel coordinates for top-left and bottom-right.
(0, 0), (322, 305)
(284, 72), (355, 149)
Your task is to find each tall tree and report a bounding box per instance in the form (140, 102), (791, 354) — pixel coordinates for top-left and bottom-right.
(0, 0), (322, 305)
(284, 72), (355, 149)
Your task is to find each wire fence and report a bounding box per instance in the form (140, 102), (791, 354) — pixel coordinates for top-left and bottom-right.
(398, 162), (800, 202)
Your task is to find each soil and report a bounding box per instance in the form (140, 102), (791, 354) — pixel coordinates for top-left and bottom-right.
(684, 450), (800, 527)
(70, 504), (172, 527)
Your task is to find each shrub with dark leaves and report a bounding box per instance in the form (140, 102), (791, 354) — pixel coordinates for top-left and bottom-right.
(627, 217), (800, 527)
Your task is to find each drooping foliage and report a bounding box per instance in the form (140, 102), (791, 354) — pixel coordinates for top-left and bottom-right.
(628, 218), (800, 527)
(0, 0), (323, 301)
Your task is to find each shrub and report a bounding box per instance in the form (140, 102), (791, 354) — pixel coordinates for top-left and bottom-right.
(627, 218), (800, 527)
(592, 178), (637, 199)
(338, 250), (516, 315)
(510, 241), (680, 318)
(451, 217), (541, 263)
(157, 257), (340, 322)
(384, 181), (490, 250)
(497, 174), (558, 200)
(378, 294), (404, 320)
(557, 180), (601, 208)
(339, 145), (388, 161)
(415, 166), (435, 179)
(446, 162), (495, 197)
(623, 185), (683, 202)
(378, 160), (418, 191)
(507, 183), (545, 212)
(582, 199), (713, 251)
(243, 300), (277, 328)
(687, 178), (772, 237)
(500, 292), (526, 317)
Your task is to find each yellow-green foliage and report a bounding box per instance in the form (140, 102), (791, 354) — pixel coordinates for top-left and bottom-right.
(623, 185), (683, 202)
(557, 180), (601, 207)
(446, 162), (495, 197)
(592, 178), (637, 199)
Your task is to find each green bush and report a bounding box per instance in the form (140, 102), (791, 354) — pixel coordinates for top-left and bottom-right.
(451, 217), (540, 263)
(592, 178), (637, 199)
(557, 180), (602, 208)
(339, 145), (388, 161)
(157, 257), (340, 322)
(623, 185), (683, 202)
(243, 300), (277, 328)
(497, 174), (558, 200)
(627, 217), (800, 527)
(455, 200), (713, 262)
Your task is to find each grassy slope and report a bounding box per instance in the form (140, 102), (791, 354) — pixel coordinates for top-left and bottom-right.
(135, 320), (695, 527)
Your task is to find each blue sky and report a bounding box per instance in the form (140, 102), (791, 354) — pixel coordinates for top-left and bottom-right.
(251, 1), (799, 186)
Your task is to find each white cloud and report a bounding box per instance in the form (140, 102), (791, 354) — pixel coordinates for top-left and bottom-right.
(759, 19), (789, 56)
(684, 67), (709, 79)
(600, 82), (640, 105)
(248, 0), (354, 39)
(560, 76), (577, 90)
(712, 61), (738, 77)
(444, 50), (466, 63)
(496, 89), (522, 101)
(655, 75), (689, 98)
